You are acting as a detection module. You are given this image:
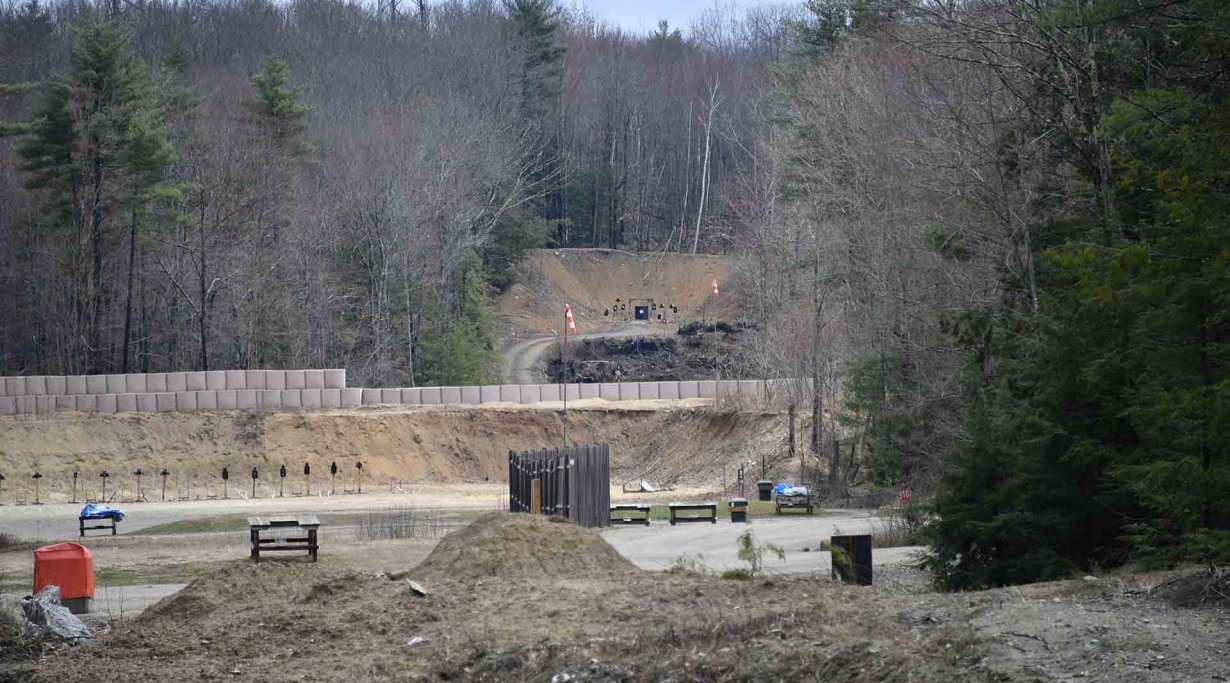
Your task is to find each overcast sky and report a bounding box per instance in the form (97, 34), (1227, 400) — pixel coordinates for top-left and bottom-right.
(574, 0), (793, 35)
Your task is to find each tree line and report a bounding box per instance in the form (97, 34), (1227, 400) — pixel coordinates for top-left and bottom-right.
(0, 0), (790, 384)
(744, 0), (1229, 588)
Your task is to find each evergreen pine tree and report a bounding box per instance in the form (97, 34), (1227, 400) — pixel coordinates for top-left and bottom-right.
(17, 16), (170, 373)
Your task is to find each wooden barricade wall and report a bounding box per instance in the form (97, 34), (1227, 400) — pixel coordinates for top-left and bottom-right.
(508, 444), (610, 528)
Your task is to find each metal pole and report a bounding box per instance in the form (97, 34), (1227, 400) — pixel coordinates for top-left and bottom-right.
(562, 309), (569, 448)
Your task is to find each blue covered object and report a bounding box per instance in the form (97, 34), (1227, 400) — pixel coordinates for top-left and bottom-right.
(79, 504), (124, 521)
(773, 483), (792, 495)
(774, 484), (811, 496)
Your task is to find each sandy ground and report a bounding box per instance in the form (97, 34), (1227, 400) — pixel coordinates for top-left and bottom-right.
(603, 512), (920, 575)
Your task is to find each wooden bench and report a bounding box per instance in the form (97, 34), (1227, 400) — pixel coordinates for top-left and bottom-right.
(668, 502), (717, 525)
(248, 515), (320, 562)
(775, 493), (815, 515)
(610, 503), (652, 526)
(79, 516), (119, 537)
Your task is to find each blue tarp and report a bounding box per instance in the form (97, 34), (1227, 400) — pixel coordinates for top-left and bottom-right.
(774, 484), (811, 497)
(79, 504), (124, 521)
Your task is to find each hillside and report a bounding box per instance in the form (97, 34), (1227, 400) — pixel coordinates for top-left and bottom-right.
(498, 249), (739, 336)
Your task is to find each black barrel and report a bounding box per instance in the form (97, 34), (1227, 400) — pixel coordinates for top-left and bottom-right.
(757, 480), (774, 502)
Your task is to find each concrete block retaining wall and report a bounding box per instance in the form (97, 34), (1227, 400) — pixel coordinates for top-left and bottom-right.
(1, 371), (805, 416)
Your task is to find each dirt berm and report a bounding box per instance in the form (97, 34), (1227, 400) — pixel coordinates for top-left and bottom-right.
(0, 403), (800, 501)
(24, 513), (1023, 682)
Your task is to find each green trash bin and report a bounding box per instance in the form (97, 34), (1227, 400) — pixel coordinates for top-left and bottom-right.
(728, 497), (749, 523)
(757, 480), (773, 502)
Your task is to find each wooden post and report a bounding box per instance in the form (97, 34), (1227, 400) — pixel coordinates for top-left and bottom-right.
(789, 404), (798, 483)
(531, 478), (542, 515)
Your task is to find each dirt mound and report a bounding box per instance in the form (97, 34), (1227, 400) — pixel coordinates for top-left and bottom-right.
(416, 512), (637, 581)
(500, 248), (738, 335)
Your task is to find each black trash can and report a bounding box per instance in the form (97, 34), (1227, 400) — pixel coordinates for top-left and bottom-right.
(728, 497), (749, 523)
(757, 480), (774, 502)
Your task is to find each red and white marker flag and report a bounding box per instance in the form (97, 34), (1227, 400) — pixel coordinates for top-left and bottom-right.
(712, 278), (720, 299)
(564, 304), (577, 337)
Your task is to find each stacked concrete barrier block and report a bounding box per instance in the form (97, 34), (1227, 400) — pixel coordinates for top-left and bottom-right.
(697, 380), (717, 398)
(638, 382), (660, 400)
(155, 393), (175, 412)
(36, 396), (54, 414)
(113, 394), (133, 412)
(281, 390), (302, 409)
(342, 388), (362, 407)
(55, 395), (75, 410)
(401, 388), (422, 405)
(381, 389), (401, 405)
(361, 388), (382, 405)
(619, 383), (640, 401)
(176, 391), (198, 411)
(461, 386), (482, 404)
(106, 374), (126, 394)
(580, 384), (599, 399)
(96, 394), (116, 413)
(245, 370), (266, 390)
(217, 391), (238, 410)
(75, 395), (96, 412)
(260, 390), (281, 409)
(324, 369), (345, 389)
(301, 389), (322, 409)
(127, 374), (147, 393)
(599, 383), (619, 400)
(266, 371), (287, 391)
(205, 371), (226, 390)
(285, 370), (306, 390)
(659, 382), (681, 400)
(135, 394), (155, 412)
(167, 373), (187, 392)
(237, 391), (259, 409)
(66, 376), (87, 395)
(196, 391), (218, 410)
(738, 380), (763, 400)
(499, 385), (520, 403)
(539, 384), (560, 401)
(519, 385), (542, 404)
(0, 397), (15, 414)
(421, 387), (442, 405)
(322, 389), (342, 408)
(304, 370), (325, 390)
(46, 376), (66, 396)
(224, 370), (245, 390)
(441, 387), (462, 404)
(23, 377), (45, 395)
(4, 377), (25, 396)
(146, 373), (167, 392)
(678, 381), (700, 399)
(480, 385), (501, 403)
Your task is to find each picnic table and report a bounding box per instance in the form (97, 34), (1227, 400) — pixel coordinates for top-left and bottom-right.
(610, 503), (652, 526)
(248, 515), (320, 562)
(668, 502), (717, 525)
(774, 493), (815, 515)
(79, 504), (124, 537)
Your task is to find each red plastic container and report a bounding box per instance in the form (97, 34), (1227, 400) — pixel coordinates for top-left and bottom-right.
(33, 542), (95, 600)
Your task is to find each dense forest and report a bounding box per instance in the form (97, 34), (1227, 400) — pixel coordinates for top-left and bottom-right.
(2, 0), (1227, 587)
(0, 0), (788, 385)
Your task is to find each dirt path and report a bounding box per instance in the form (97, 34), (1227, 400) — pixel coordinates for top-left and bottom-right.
(501, 323), (675, 384)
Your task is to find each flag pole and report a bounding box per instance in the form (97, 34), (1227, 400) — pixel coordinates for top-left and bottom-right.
(562, 307), (569, 448)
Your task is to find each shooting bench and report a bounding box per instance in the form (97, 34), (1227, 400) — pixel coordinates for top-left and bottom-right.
(610, 503), (652, 526)
(248, 515), (320, 562)
(774, 493), (815, 515)
(668, 502), (717, 525)
(78, 515), (119, 537)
